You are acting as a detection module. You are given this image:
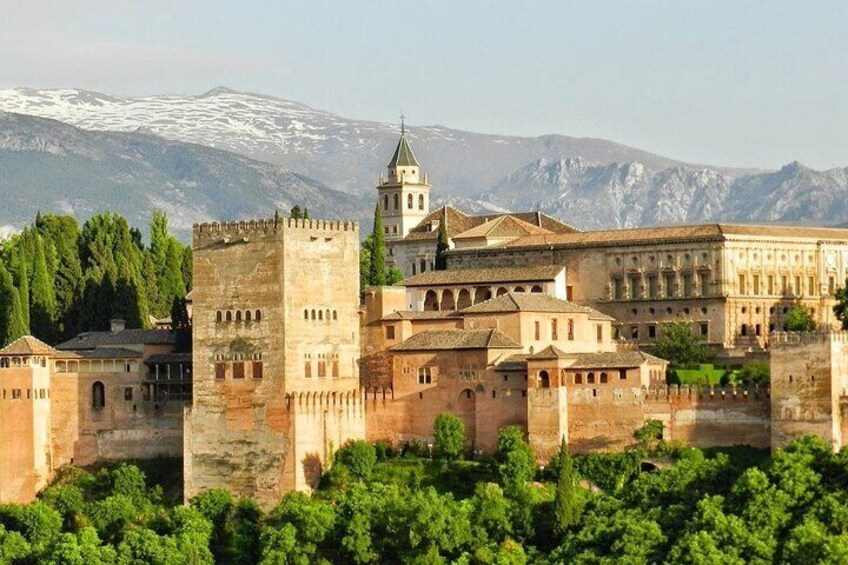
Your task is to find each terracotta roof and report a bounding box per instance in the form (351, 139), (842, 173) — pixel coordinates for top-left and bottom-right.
(0, 335), (56, 356)
(461, 292), (613, 320)
(56, 348), (143, 360)
(388, 133), (420, 168)
(401, 266), (564, 287)
(453, 214), (553, 240)
(567, 351), (666, 369)
(146, 352), (192, 364)
(382, 311), (463, 321)
(400, 207), (579, 244)
(495, 354), (530, 371)
(526, 345), (570, 360)
(391, 329), (521, 351)
(492, 223), (848, 251)
(483, 211), (579, 234)
(55, 329), (177, 350)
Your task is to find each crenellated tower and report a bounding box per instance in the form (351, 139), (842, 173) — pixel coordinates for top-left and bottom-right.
(377, 120), (431, 241)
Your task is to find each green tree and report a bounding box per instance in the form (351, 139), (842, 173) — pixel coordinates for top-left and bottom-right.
(265, 492), (335, 563)
(786, 304), (817, 332)
(302, 207), (309, 220)
(495, 426), (536, 492)
(435, 210), (449, 271)
(159, 238), (187, 315)
(180, 247), (193, 292)
(290, 205), (303, 220)
(30, 233), (57, 340)
(334, 440), (378, 481)
(369, 204), (388, 286)
(359, 236), (373, 292)
(0, 261), (28, 346)
(10, 256), (30, 331)
(433, 413), (466, 460)
(649, 319), (712, 367)
(634, 419), (664, 450)
(554, 438), (577, 535)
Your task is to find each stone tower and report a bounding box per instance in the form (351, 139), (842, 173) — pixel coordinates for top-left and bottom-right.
(377, 122), (431, 240)
(185, 218), (365, 509)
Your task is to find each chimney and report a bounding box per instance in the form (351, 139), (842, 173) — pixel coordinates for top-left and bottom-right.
(110, 319), (126, 333)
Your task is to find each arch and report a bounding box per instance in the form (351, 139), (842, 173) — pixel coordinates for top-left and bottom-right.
(235, 310), (242, 322)
(538, 370), (551, 388)
(318, 310), (324, 320)
(255, 310), (261, 322)
(423, 290), (439, 311)
(574, 372), (583, 384)
(245, 310), (252, 322)
(325, 309), (331, 321)
(216, 311), (222, 323)
(92, 381), (105, 409)
(600, 372), (608, 384)
(311, 309), (317, 320)
(408, 193), (413, 209)
(530, 285), (543, 293)
(393, 193), (399, 210)
(383, 194), (389, 210)
(419, 259), (427, 273)
(473, 287), (492, 304)
(587, 372), (595, 384)
(419, 194), (425, 210)
(513, 286), (525, 293)
(440, 289), (456, 310)
(304, 309), (309, 320)
(333, 310), (338, 320)
(456, 288), (472, 310)
(225, 311), (233, 322)
(496, 287), (508, 296)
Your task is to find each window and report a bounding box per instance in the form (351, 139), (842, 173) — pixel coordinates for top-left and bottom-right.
(215, 363), (226, 380)
(700, 323), (709, 337)
(682, 274), (692, 297)
(755, 324), (762, 337)
(596, 324), (603, 343)
(246, 310), (252, 322)
(538, 371), (550, 388)
(255, 310), (262, 322)
(11, 389), (21, 400)
(311, 309), (316, 320)
(534, 321), (541, 340)
(741, 324), (748, 337)
(551, 319), (558, 340)
(795, 276), (801, 296)
(568, 319), (574, 341)
(574, 373), (583, 384)
(418, 367), (432, 384)
(699, 273), (710, 296)
(233, 362), (245, 379)
(808, 276), (816, 296)
(664, 274), (675, 298)
(630, 325), (639, 340)
(619, 369), (627, 380)
(630, 275), (641, 299)
(782, 275), (788, 294)
(752, 274), (760, 295)
(419, 194), (425, 210)
(408, 194), (413, 208)
(600, 372), (608, 384)
(304, 357), (312, 378)
(768, 275), (775, 295)
(613, 278), (623, 300)
(332, 359), (339, 378)
(386, 325), (396, 340)
(648, 276), (658, 298)
(236, 310), (242, 322)
(587, 372), (595, 384)
(317, 360), (327, 377)
(393, 194), (399, 209)
(648, 325), (657, 339)
(124, 387), (133, 401)
(332, 310), (338, 320)
(304, 309), (309, 320)
(92, 381), (105, 409)
(318, 310), (323, 320)
(226, 311), (233, 322)
(253, 362), (263, 379)
(216, 311), (222, 323)
(383, 195), (389, 210)
(738, 274), (746, 294)
(829, 276), (836, 295)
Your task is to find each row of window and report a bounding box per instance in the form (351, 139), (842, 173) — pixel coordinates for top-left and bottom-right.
(533, 318), (576, 341)
(216, 310), (263, 323)
(612, 272), (710, 300)
(416, 389), (529, 400)
(2, 388), (49, 400)
(382, 193), (426, 212)
(620, 322), (710, 341)
(737, 273), (836, 297)
(304, 353), (340, 378)
(214, 361), (264, 380)
(304, 309), (339, 321)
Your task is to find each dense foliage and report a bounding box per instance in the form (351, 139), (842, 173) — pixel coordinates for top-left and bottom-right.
(648, 320), (713, 368)
(785, 304), (817, 332)
(0, 211), (192, 345)
(4, 428), (848, 563)
(359, 204), (403, 291)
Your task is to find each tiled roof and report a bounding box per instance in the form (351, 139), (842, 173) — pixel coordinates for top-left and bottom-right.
(146, 352), (192, 364)
(391, 329), (521, 351)
(382, 311), (463, 321)
(495, 354), (529, 371)
(400, 207), (579, 244)
(461, 292), (613, 320)
(526, 345), (570, 360)
(567, 351), (666, 369)
(55, 329), (177, 350)
(493, 223), (848, 251)
(0, 335), (56, 356)
(483, 211), (579, 234)
(388, 133), (420, 167)
(453, 215), (552, 240)
(401, 266), (564, 287)
(57, 348), (143, 360)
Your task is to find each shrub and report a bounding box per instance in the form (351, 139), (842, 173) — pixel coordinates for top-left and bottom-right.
(334, 440), (378, 480)
(434, 413), (466, 460)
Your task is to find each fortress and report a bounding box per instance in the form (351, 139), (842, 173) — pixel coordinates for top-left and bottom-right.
(3, 131), (848, 507)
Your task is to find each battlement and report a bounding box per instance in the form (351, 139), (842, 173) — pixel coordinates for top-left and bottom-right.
(643, 383), (769, 401)
(284, 389), (363, 412)
(770, 331), (848, 347)
(193, 217), (359, 243)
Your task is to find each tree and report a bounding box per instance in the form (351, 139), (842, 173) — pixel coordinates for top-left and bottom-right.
(359, 236), (373, 293)
(334, 440), (378, 481)
(0, 261), (28, 346)
(495, 426), (536, 491)
(30, 234), (57, 340)
(433, 413), (466, 460)
(302, 207), (309, 220)
(290, 205), (303, 220)
(634, 419), (664, 451)
(554, 438), (577, 535)
(786, 304), (816, 332)
(649, 320), (712, 367)
(435, 210), (449, 271)
(835, 280), (848, 329)
(180, 247), (193, 293)
(369, 204), (387, 287)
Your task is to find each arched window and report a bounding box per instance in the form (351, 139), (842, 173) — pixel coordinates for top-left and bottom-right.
(332, 310), (338, 320)
(311, 309), (316, 320)
(530, 285), (543, 293)
(216, 311), (222, 323)
(318, 310), (323, 320)
(235, 310), (242, 322)
(383, 195), (389, 210)
(325, 309), (331, 321)
(587, 372), (595, 384)
(420, 259), (427, 273)
(255, 310), (261, 322)
(408, 194), (413, 208)
(393, 194), (399, 209)
(600, 372), (608, 384)
(225, 311), (232, 322)
(568, 319), (574, 340)
(304, 309), (309, 320)
(245, 310), (252, 322)
(539, 370), (550, 388)
(419, 194), (425, 210)
(92, 381), (105, 409)
(574, 373), (583, 384)
(514, 286), (525, 293)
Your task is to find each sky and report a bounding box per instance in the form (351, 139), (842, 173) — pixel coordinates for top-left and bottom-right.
(1, 0), (847, 170)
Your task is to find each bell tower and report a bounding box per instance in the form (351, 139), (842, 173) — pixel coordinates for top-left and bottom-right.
(377, 117), (431, 241)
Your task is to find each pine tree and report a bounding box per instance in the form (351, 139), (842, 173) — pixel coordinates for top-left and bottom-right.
(369, 204), (387, 286)
(554, 437), (577, 535)
(290, 205), (303, 220)
(435, 210), (449, 270)
(30, 234), (57, 341)
(0, 261), (27, 346)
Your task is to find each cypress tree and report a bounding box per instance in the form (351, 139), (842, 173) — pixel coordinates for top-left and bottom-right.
(161, 238), (187, 312)
(180, 247), (193, 292)
(12, 257), (30, 331)
(554, 437), (577, 535)
(36, 214), (83, 340)
(369, 204), (387, 286)
(435, 209), (449, 270)
(30, 234), (57, 341)
(149, 210), (169, 271)
(302, 207), (310, 220)
(0, 261), (27, 346)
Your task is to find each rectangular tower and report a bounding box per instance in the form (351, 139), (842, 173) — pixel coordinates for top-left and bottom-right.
(186, 218), (364, 509)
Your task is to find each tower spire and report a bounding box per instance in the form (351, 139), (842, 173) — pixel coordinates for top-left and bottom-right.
(400, 112), (406, 135)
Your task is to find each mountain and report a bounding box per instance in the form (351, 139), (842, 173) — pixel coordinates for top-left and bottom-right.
(0, 87), (741, 199)
(0, 112), (368, 239)
(484, 157), (848, 229)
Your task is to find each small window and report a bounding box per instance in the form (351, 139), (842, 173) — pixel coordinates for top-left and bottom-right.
(304, 360), (312, 378)
(215, 363), (226, 380)
(319, 310), (324, 320)
(534, 321), (541, 340)
(235, 310), (242, 322)
(92, 381), (105, 409)
(700, 323), (709, 337)
(600, 372), (608, 384)
(124, 387), (133, 401)
(246, 310), (252, 322)
(233, 362), (245, 379)
(568, 319), (574, 341)
(419, 194), (425, 210)
(318, 360), (327, 377)
(255, 310), (261, 322)
(226, 311), (233, 322)
(216, 311), (222, 323)
(332, 310), (338, 320)
(574, 373), (583, 384)
(619, 369), (627, 380)
(648, 325), (657, 339)
(386, 325), (396, 340)
(551, 319), (558, 340)
(304, 309), (309, 320)
(332, 360), (339, 378)
(596, 324), (603, 342)
(252, 362), (263, 379)
(492, 390), (496, 399)
(408, 193), (413, 208)
(418, 367), (432, 384)
(311, 310), (316, 320)
(587, 372), (595, 384)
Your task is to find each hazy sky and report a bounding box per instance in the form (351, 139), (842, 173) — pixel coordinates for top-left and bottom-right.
(2, 1), (847, 170)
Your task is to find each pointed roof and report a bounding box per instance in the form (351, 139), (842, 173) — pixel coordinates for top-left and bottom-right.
(388, 133), (420, 168)
(0, 335), (56, 356)
(526, 345), (570, 360)
(390, 328), (521, 351)
(453, 214), (553, 240)
(461, 292), (613, 320)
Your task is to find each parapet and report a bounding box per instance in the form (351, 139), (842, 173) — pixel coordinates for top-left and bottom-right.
(643, 383), (769, 401)
(770, 331), (848, 348)
(193, 217), (359, 245)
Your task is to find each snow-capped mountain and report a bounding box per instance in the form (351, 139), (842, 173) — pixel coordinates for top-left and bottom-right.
(0, 112), (367, 239)
(484, 158), (848, 229)
(0, 87), (730, 198)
